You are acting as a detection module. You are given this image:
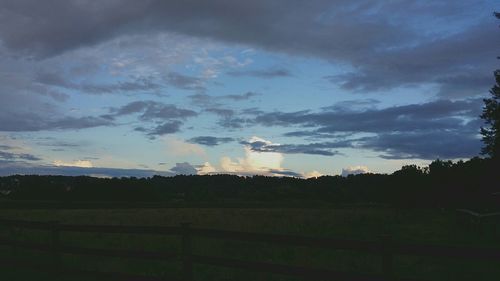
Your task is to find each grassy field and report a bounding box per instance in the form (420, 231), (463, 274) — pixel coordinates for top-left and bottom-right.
(0, 207), (499, 281)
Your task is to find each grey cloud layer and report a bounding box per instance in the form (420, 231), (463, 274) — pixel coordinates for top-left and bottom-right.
(244, 99), (483, 159)
(0, 1), (422, 58)
(188, 136), (234, 146)
(255, 99), (482, 133)
(0, 1), (493, 166)
(108, 100), (198, 137)
(195, 98), (483, 159)
(241, 140), (347, 156)
(109, 101), (197, 120)
(363, 131), (481, 160)
(227, 68), (291, 79)
(0, 1), (495, 97)
(165, 72), (205, 92)
(35, 71), (161, 95)
(0, 111), (112, 132)
(0, 150), (41, 161)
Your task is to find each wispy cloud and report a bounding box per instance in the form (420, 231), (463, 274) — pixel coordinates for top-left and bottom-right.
(108, 101), (198, 137)
(36, 71), (161, 95)
(188, 136), (234, 146)
(164, 72), (205, 92)
(227, 68), (291, 79)
(0, 151), (41, 161)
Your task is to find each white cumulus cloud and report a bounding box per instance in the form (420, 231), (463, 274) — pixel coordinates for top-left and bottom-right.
(341, 165), (371, 177)
(303, 170), (323, 178)
(197, 162), (217, 175)
(219, 136), (286, 175)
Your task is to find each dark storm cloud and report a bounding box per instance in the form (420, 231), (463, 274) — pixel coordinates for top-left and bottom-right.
(227, 68), (291, 79)
(188, 136), (234, 146)
(1, 1), (494, 97)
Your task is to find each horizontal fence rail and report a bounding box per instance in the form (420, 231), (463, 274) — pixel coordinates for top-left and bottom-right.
(0, 218), (498, 281)
(0, 257), (178, 281)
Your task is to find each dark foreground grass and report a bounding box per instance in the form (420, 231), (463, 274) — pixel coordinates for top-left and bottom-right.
(0, 207), (499, 281)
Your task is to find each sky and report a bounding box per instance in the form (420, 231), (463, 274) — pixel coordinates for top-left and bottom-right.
(0, 0), (498, 178)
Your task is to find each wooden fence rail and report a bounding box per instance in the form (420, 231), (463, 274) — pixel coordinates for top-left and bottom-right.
(0, 218), (498, 281)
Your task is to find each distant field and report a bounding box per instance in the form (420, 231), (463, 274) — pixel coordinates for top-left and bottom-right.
(0, 207), (499, 281)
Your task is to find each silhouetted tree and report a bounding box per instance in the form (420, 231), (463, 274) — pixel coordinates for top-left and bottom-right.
(393, 164), (427, 176)
(480, 12), (500, 158)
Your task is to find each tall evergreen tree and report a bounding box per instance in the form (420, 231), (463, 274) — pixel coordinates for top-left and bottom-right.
(480, 12), (500, 158)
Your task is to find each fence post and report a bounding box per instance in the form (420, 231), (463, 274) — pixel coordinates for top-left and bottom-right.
(181, 222), (193, 281)
(380, 234), (393, 281)
(49, 220), (61, 277)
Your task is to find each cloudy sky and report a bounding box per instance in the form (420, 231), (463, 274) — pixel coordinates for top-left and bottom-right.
(0, 0), (498, 178)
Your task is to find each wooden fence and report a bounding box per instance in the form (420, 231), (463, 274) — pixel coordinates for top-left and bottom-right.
(0, 218), (499, 281)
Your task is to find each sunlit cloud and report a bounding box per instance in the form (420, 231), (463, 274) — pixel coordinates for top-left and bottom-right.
(219, 136), (286, 175)
(53, 160), (93, 168)
(197, 162), (217, 175)
(303, 170), (323, 178)
(341, 166), (371, 177)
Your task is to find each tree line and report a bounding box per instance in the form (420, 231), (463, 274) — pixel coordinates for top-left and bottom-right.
(0, 157), (498, 209)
